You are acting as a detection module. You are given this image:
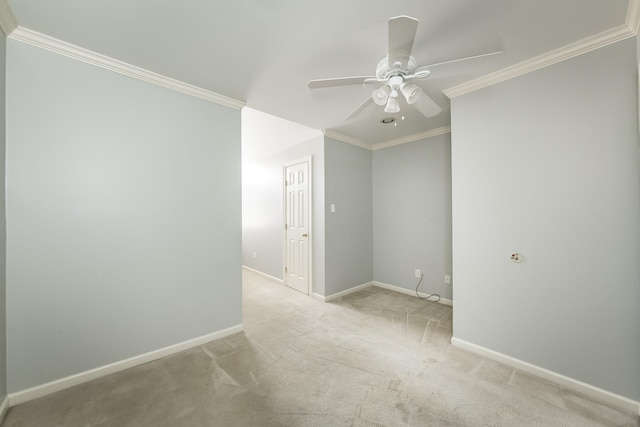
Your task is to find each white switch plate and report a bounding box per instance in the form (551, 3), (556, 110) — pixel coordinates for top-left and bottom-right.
(444, 275), (451, 284)
(330, 204), (336, 213)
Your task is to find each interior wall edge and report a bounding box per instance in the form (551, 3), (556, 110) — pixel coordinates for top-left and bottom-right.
(322, 281), (374, 302)
(323, 130), (369, 150)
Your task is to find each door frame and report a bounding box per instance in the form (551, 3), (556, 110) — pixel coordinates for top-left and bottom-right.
(282, 156), (313, 295)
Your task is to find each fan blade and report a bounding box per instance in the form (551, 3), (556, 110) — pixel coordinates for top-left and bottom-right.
(308, 76), (377, 89)
(345, 97), (373, 120)
(415, 51), (504, 79)
(413, 92), (442, 118)
(388, 16), (418, 70)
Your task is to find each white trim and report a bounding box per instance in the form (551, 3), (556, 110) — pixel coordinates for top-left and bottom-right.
(283, 156), (313, 296)
(372, 126), (452, 150)
(8, 324), (244, 406)
(321, 282), (374, 302)
(0, 395), (9, 424)
(0, 0), (16, 36)
(444, 24), (636, 99)
(312, 292), (327, 302)
(8, 26), (244, 110)
(324, 130), (371, 150)
(324, 127), (453, 151)
(307, 157), (313, 296)
(451, 337), (640, 415)
(373, 281), (453, 306)
(242, 265), (283, 284)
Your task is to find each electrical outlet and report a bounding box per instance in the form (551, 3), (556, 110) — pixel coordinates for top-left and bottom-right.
(252, 251), (257, 259)
(444, 275), (451, 284)
(415, 269), (421, 278)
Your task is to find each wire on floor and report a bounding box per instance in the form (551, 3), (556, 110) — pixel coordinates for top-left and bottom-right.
(415, 273), (440, 302)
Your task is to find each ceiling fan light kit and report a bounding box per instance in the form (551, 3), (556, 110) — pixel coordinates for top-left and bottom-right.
(384, 96), (400, 114)
(372, 86), (390, 106)
(401, 84), (421, 104)
(308, 15), (504, 122)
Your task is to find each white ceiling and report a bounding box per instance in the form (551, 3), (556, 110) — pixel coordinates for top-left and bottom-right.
(5, 0), (631, 146)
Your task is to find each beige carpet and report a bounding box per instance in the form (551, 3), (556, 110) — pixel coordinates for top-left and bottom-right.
(3, 270), (639, 426)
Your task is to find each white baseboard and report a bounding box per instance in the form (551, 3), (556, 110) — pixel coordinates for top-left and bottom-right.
(451, 337), (640, 415)
(373, 281), (453, 306)
(0, 395), (9, 424)
(242, 265), (283, 284)
(8, 324), (244, 406)
(312, 292), (326, 301)
(320, 282), (374, 302)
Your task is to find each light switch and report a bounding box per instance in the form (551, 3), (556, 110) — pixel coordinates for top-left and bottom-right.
(331, 204), (336, 213)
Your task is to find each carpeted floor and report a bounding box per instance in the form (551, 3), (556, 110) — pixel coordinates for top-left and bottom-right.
(3, 270), (639, 426)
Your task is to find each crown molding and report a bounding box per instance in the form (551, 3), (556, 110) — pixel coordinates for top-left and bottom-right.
(8, 26), (245, 110)
(323, 130), (372, 150)
(0, 0), (17, 36)
(325, 126), (452, 151)
(372, 126), (451, 150)
(445, 22), (636, 99)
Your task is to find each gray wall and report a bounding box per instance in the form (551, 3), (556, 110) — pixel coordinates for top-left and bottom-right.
(6, 41), (242, 392)
(0, 29), (7, 401)
(451, 38), (640, 400)
(324, 138), (373, 296)
(372, 135), (453, 300)
(242, 136), (326, 295)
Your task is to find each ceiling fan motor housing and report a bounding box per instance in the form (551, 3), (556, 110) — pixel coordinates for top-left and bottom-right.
(376, 56), (417, 80)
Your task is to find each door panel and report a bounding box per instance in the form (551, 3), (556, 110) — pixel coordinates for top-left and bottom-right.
(284, 160), (309, 294)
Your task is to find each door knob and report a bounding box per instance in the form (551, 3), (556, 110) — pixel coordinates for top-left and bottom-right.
(302, 233), (308, 237)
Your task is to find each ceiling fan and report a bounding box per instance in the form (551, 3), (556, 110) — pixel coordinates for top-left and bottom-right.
(308, 16), (504, 120)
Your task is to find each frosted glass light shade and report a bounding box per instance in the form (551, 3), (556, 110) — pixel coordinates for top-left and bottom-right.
(401, 84), (422, 104)
(384, 96), (400, 113)
(372, 86), (391, 106)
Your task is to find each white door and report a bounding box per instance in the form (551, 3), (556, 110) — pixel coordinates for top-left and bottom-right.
(284, 159), (311, 294)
